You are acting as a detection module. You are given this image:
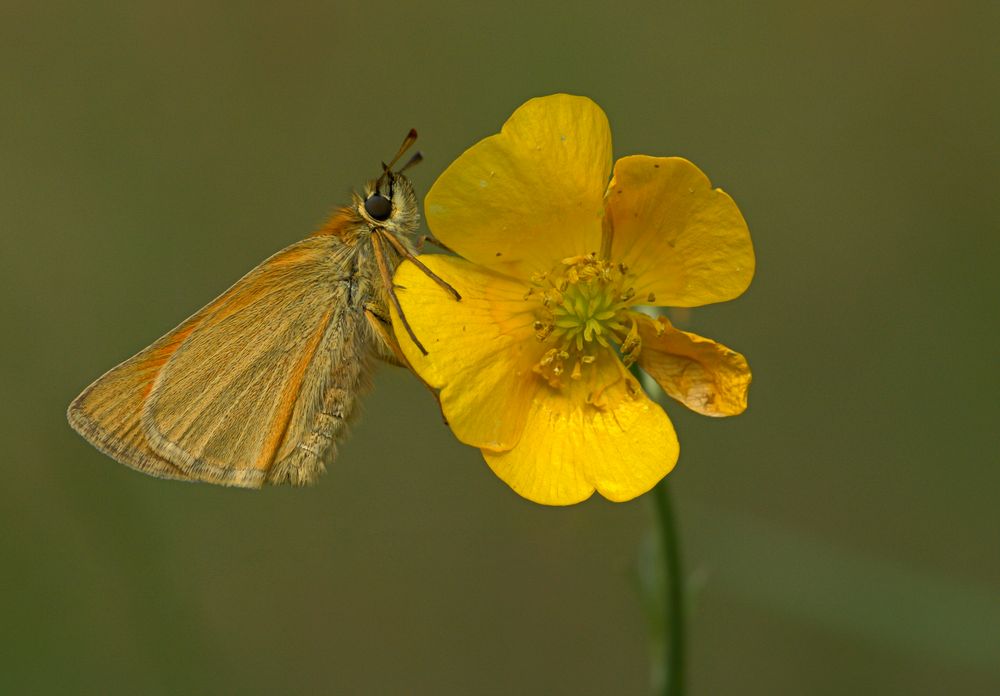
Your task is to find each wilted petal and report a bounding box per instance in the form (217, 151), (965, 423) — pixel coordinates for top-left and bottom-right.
(636, 313), (751, 416)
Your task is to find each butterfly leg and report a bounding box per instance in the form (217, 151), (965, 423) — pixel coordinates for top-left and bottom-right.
(365, 301), (448, 405)
(418, 234), (456, 254)
(378, 230), (461, 301)
(371, 231), (430, 355)
(364, 303), (408, 367)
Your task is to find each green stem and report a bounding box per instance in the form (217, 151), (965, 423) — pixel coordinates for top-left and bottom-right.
(652, 477), (685, 696)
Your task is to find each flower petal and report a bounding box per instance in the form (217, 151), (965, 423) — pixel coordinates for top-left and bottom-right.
(392, 255), (544, 451)
(483, 358), (679, 505)
(636, 314), (751, 417)
(607, 156), (754, 307)
(425, 94), (612, 278)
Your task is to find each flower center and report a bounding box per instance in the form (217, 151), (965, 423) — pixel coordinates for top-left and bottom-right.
(527, 253), (646, 388)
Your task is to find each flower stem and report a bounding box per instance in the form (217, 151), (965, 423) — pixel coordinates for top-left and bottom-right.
(652, 477), (685, 696)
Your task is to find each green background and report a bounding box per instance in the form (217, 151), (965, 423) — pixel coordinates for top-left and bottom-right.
(3, 1), (998, 694)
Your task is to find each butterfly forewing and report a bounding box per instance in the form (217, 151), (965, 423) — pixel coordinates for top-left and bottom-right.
(67, 320), (201, 481)
(70, 234), (369, 488)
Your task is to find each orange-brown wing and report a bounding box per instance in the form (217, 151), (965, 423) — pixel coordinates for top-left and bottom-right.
(68, 233), (362, 487)
(68, 312), (207, 481)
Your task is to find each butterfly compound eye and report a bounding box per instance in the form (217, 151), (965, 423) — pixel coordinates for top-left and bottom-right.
(364, 193), (392, 221)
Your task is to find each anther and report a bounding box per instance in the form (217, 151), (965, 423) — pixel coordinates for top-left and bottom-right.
(534, 321), (553, 341)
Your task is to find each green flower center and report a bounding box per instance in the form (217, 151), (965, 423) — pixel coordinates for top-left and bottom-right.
(527, 253), (647, 388)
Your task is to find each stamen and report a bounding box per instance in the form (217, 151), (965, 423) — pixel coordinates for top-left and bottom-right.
(619, 316), (641, 367)
(534, 320), (553, 341)
(525, 252), (646, 391)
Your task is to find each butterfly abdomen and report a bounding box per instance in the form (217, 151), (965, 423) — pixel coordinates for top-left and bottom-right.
(266, 308), (375, 486)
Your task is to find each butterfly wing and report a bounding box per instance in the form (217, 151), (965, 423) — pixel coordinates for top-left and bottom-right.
(67, 312), (206, 481)
(68, 233), (369, 488)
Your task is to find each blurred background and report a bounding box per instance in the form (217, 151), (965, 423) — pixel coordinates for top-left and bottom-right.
(2, 1), (997, 694)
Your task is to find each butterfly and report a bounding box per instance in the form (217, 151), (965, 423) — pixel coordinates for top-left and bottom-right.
(68, 130), (457, 488)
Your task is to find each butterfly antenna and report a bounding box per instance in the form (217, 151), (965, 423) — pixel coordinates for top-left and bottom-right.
(385, 129), (418, 171)
(397, 151), (423, 173)
(377, 129), (418, 188)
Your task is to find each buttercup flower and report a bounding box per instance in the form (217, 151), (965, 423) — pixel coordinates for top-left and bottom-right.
(392, 94), (754, 505)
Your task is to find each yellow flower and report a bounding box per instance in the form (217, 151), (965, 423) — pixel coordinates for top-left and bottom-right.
(392, 94), (754, 505)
